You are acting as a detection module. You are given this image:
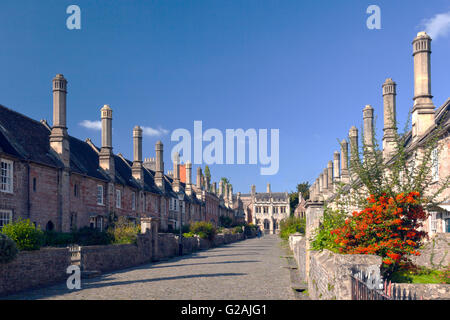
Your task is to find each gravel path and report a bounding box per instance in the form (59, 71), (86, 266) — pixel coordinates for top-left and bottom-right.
(4, 234), (296, 300)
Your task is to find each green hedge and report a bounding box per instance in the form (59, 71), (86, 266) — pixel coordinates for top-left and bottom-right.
(1, 218), (44, 251)
(279, 216), (306, 240)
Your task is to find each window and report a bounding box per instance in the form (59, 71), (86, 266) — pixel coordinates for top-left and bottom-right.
(161, 199), (166, 214)
(273, 206), (279, 214)
(280, 206), (286, 214)
(0, 210), (12, 229)
(74, 184), (78, 197)
(97, 185), (104, 205)
(32, 177), (36, 192)
(0, 159), (13, 193)
(432, 148), (439, 182)
(181, 201), (185, 214)
(132, 192), (136, 211)
(116, 189), (122, 209)
(263, 206), (268, 214)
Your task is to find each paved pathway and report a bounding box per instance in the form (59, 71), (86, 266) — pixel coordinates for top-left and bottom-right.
(5, 235), (296, 300)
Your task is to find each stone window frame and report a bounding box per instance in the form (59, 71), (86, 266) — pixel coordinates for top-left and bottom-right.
(131, 192), (136, 211)
(0, 209), (12, 229)
(97, 185), (104, 205)
(0, 158), (13, 193)
(115, 189), (122, 209)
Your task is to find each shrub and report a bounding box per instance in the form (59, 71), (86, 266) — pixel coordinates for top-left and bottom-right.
(219, 216), (233, 228)
(190, 221), (216, 241)
(1, 218), (43, 251)
(279, 216), (306, 240)
(108, 217), (140, 244)
(244, 223), (258, 237)
(330, 192), (428, 278)
(310, 207), (346, 252)
(43, 231), (75, 247)
(183, 232), (195, 238)
(232, 226), (243, 234)
(0, 234), (18, 263)
(73, 227), (113, 246)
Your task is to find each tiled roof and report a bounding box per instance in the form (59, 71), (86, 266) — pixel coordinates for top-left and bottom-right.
(0, 104), (63, 168)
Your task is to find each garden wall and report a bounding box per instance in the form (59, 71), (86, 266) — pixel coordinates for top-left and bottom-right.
(0, 247), (70, 297)
(392, 283), (450, 300)
(81, 234), (152, 272)
(289, 234), (306, 281)
(308, 249), (382, 300)
(0, 231), (247, 297)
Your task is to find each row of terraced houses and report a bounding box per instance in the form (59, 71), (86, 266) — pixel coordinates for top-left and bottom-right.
(0, 74), (245, 233)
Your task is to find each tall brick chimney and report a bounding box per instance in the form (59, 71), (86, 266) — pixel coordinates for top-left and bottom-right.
(266, 183), (271, 193)
(99, 105), (115, 178)
(340, 139), (349, 183)
(412, 31), (435, 142)
(333, 151), (340, 183)
(50, 74), (70, 168)
(154, 141), (165, 191)
(349, 126), (359, 172)
(363, 105), (374, 149)
(185, 161), (192, 196)
(172, 152), (180, 192)
(382, 78), (397, 160)
(132, 126), (143, 182)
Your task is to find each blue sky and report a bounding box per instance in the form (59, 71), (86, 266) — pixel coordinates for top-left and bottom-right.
(1, 0), (449, 194)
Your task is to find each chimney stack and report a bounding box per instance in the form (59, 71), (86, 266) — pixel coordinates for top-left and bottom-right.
(213, 182), (217, 195)
(349, 126), (359, 171)
(327, 161), (333, 189)
(251, 184), (256, 195)
(172, 152), (180, 192)
(322, 168), (328, 192)
(382, 78), (397, 160)
(185, 161), (192, 196)
(318, 172), (323, 193)
(333, 151), (340, 183)
(267, 183), (271, 193)
(363, 105), (374, 149)
(155, 141), (165, 191)
(412, 31), (435, 141)
(340, 139), (349, 183)
(132, 126), (143, 182)
(50, 74), (70, 167)
(99, 105), (115, 177)
(219, 180), (224, 197)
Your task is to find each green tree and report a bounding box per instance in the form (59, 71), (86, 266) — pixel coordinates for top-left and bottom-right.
(204, 166), (211, 191)
(221, 177), (230, 194)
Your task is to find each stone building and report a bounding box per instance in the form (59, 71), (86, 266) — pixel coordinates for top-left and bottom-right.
(308, 31), (450, 237)
(0, 74), (236, 233)
(240, 184), (290, 234)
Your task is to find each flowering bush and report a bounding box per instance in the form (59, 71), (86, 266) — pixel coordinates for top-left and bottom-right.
(331, 192), (428, 277)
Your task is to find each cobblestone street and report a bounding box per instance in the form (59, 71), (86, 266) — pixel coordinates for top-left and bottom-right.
(4, 235), (296, 300)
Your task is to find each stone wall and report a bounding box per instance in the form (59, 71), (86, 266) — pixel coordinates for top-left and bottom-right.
(392, 283), (450, 300)
(410, 233), (449, 270)
(158, 233), (180, 259)
(0, 248), (70, 297)
(81, 234), (152, 272)
(307, 249), (381, 300)
(289, 234), (306, 281)
(0, 230), (246, 297)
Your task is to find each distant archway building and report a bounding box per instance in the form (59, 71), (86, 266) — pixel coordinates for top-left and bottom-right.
(240, 184), (290, 234)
